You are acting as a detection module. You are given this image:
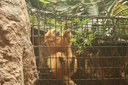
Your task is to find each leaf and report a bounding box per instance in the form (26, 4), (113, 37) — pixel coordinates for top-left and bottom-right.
(88, 34), (94, 40)
(82, 19), (89, 24)
(39, 0), (49, 4)
(72, 38), (77, 43)
(74, 18), (80, 23)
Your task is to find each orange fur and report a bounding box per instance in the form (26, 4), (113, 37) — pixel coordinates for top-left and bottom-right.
(45, 29), (77, 85)
(47, 52), (77, 78)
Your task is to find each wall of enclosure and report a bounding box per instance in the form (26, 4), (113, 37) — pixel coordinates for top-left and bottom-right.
(29, 7), (128, 85)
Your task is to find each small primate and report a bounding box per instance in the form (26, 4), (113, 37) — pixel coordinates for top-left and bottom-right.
(44, 29), (57, 47)
(45, 28), (77, 85)
(62, 28), (73, 47)
(44, 29), (61, 53)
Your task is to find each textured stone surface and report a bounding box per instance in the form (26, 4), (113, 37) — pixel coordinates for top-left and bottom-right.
(0, 0), (38, 85)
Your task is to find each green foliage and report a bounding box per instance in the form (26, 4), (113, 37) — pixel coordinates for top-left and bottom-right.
(113, 2), (128, 16)
(73, 18), (89, 27)
(28, 0), (128, 56)
(28, 0), (128, 17)
(29, 15), (38, 25)
(66, 0), (80, 5)
(46, 18), (64, 32)
(39, 0), (49, 4)
(104, 0), (128, 17)
(71, 18), (96, 55)
(28, 0), (99, 15)
(40, 16), (95, 55)
(72, 30), (96, 55)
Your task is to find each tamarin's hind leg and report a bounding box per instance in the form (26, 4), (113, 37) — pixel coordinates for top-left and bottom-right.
(64, 76), (77, 85)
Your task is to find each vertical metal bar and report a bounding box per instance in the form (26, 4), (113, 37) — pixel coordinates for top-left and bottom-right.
(28, 6), (128, 84)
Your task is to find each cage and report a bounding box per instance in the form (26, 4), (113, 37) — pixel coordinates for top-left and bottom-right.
(28, 1), (128, 85)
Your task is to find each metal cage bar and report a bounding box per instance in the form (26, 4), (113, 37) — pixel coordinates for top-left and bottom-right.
(28, 1), (128, 85)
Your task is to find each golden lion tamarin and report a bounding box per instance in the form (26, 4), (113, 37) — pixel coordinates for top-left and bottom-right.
(45, 28), (77, 85)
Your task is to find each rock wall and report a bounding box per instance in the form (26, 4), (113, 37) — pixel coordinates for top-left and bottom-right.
(0, 0), (38, 85)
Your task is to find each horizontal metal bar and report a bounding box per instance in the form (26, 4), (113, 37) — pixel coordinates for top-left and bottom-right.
(35, 56), (128, 59)
(38, 78), (128, 81)
(37, 67), (128, 70)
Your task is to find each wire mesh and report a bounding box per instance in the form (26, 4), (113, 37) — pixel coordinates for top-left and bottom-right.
(28, 1), (128, 85)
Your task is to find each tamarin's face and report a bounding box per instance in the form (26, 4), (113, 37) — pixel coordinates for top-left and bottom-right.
(63, 29), (72, 39)
(45, 28), (73, 49)
(62, 28), (73, 46)
(45, 29), (60, 47)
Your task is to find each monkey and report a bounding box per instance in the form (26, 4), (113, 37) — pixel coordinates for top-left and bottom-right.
(45, 28), (77, 85)
(44, 29), (57, 47)
(44, 29), (61, 54)
(44, 28), (73, 56)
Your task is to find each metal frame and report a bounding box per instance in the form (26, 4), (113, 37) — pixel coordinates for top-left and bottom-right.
(29, 3), (128, 85)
